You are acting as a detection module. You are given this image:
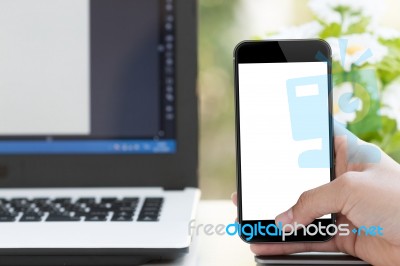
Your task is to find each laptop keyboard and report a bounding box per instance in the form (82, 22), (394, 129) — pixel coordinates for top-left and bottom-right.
(0, 197), (163, 222)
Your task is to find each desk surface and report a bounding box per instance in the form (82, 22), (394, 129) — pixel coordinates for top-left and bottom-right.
(149, 200), (255, 266)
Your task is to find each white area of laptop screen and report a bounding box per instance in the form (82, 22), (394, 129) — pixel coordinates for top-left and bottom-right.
(0, 0), (176, 154)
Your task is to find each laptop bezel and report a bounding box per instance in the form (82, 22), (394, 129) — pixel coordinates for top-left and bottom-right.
(0, 0), (198, 190)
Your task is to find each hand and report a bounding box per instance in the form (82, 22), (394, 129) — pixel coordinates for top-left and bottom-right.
(232, 125), (400, 266)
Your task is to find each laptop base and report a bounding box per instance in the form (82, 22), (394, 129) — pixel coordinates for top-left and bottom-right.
(0, 249), (187, 266)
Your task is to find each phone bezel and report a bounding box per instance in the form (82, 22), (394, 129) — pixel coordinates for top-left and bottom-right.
(234, 40), (335, 243)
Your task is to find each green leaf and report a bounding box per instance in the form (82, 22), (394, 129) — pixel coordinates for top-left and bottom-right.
(319, 23), (342, 38)
(344, 17), (371, 35)
(377, 38), (400, 85)
(388, 150), (400, 163)
(347, 111), (381, 140)
(381, 116), (398, 135)
(378, 59), (400, 85)
(345, 69), (382, 140)
(379, 38), (400, 48)
(252, 35), (263, 40)
(333, 5), (351, 14)
(332, 61), (345, 76)
(385, 131), (400, 154)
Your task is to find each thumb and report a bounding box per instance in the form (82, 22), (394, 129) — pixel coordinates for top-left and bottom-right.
(275, 173), (356, 226)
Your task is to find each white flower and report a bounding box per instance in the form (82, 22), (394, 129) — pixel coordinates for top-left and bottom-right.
(333, 82), (362, 125)
(327, 34), (388, 71)
(309, 0), (383, 25)
(381, 79), (400, 130)
(374, 27), (400, 40)
(266, 21), (323, 39)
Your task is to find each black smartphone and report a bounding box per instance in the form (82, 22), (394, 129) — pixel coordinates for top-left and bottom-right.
(234, 40), (335, 243)
(255, 254), (370, 265)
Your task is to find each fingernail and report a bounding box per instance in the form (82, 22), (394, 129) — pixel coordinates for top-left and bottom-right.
(276, 208), (293, 225)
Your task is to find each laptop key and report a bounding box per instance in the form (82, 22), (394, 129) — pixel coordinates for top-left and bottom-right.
(52, 198), (71, 204)
(11, 198), (29, 205)
(63, 203), (85, 212)
(76, 198), (96, 204)
(111, 204), (137, 211)
(74, 211), (90, 217)
(111, 215), (133, 222)
(114, 206), (136, 212)
(137, 197), (163, 222)
(100, 197), (117, 204)
(144, 198), (163, 202)
(40, 204), (59, 213)
(87, 211), (109, 216)
(0, 198), (9, 204)
(113, 211), (134, 217)
(113, 200), (137, 206)
(139, 206), (158, 212)
(141, 211), (158, 216)
(89, 206), (110, 212)
(0, 210), (18, 217)
(121, 197), (139, 203)
(32, 198), (49, 204)
(70, 206), (87, 214)
(46, 215), (80, 222)
(13, 206), (32, 212)
(85, 215), (107, 222)
(25, 210), (43, 216)
(0, 216), (15, 222)
(20, 214), (42, 222)
(137, 215), (158, 222)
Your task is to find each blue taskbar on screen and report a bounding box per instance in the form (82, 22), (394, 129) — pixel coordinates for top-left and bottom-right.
(0, 140), (176, 154)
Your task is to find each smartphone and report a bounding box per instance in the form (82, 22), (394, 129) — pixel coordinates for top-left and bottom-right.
(255, 254), (370, 265)
(234, 40), (335, 243)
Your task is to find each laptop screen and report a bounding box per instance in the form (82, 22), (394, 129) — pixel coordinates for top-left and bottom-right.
(0, 0), (176, 154)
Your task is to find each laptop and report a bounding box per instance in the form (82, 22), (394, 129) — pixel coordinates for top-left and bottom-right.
(0, 0), (199, 265)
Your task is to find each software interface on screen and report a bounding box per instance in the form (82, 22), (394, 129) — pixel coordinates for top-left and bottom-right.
(0, 0), (175, 154)
(239, 62), (331, 221)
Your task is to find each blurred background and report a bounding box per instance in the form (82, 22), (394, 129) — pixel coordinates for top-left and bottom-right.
(199, 0), (400, 199)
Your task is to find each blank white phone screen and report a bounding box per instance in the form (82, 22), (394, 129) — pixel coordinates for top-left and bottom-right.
(238, 62), (331, 221)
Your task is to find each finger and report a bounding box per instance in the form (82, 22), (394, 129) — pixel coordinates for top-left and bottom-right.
(250, 239), (337, 256)
(334, 122), (381, 165)
(232, 193), (238, 223)
(275, 172), (358, 226)
(231, 192), (237, 206)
